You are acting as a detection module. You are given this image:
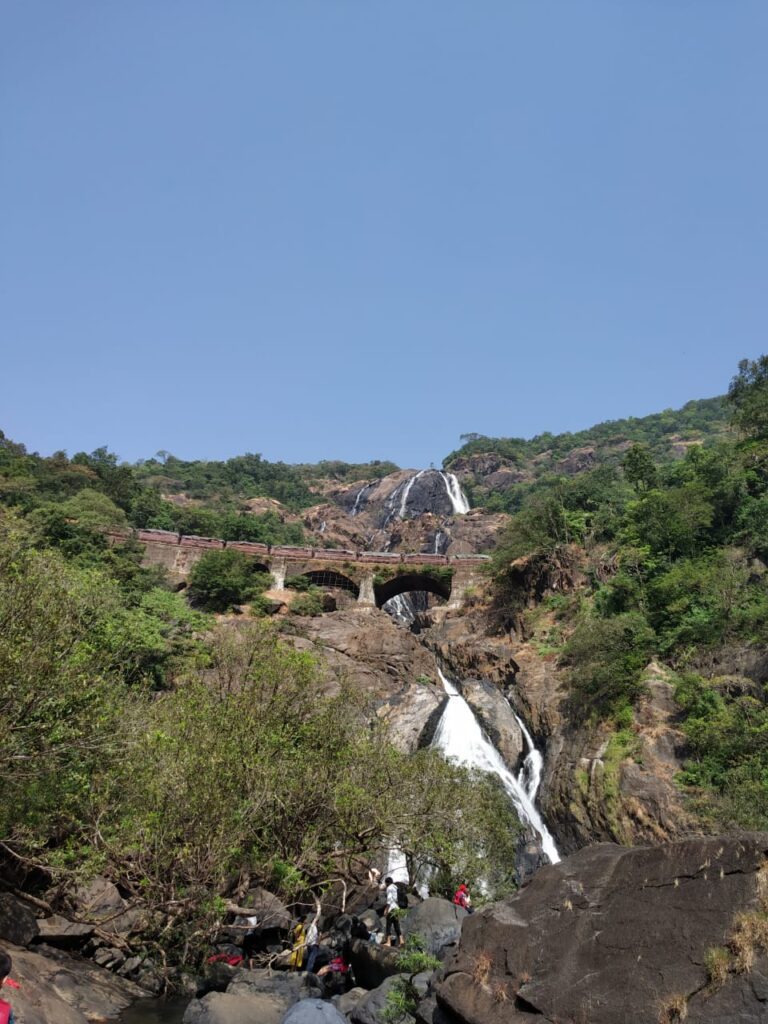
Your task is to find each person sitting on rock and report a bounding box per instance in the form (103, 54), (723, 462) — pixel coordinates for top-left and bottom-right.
(316, 952), (352, 995)
(0, 951), (17, 1024)
(383, 876), (403, 947)
(453, 883), (473, 913)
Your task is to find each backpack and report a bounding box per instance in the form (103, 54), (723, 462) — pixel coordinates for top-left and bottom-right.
(395, 882), (409, 910)
(0, 998), (11, 1024)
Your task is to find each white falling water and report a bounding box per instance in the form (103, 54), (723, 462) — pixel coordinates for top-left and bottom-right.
(432, 669), (560, 865)
(351, 484), (371, 517)
(433, 530), (445, 554)
(512, 711), (543, 802)
(440, 472), (470, 514)
(398, 470), (426, 519)
(384, 593), (417, 626)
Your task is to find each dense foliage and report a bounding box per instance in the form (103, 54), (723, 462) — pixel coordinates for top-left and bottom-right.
(446, 396), (730, 512)
(0, 507), (518, 965)
(0, 435), (308, 546)
(492, 358), (768, 827)
(135, 452), (400, 511)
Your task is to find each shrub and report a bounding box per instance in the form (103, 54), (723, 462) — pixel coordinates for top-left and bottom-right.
(188, 549), (271, 612)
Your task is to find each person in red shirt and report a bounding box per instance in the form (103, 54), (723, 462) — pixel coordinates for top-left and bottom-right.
(452, 884), (473, 913)
(0, 951), (17, 1024)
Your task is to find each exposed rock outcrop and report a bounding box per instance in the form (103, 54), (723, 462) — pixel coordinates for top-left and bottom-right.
(2, 941), (145, 1024)
(435, 834), (768, 1024)
(288, 608), (446, 751)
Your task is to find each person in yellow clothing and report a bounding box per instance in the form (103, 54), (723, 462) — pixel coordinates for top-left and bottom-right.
(289, 917), (308, 970)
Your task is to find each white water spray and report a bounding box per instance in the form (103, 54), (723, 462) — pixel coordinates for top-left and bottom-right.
(440, 472), (470, 515)
(512, 712), (544, 802)
(432, 670), (560, 864)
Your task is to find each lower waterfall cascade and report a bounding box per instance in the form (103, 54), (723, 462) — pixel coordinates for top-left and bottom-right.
(431, 669), (560, 865)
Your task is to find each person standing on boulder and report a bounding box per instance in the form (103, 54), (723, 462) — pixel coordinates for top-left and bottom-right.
(0, 951), (17, 1024)
(383, 876), (403, 947)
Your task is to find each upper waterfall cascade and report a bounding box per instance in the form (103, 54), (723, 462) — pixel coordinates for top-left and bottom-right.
(432, 670), (560, 865)
(440, 471), (470, 514)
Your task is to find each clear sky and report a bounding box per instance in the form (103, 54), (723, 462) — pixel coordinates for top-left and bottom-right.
(2, 2), (766, 469)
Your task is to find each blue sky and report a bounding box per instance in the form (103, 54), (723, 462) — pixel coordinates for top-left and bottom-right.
(2, 1), (765, 468)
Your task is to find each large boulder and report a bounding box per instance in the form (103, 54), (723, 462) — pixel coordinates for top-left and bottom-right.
(401, 899), (466, 959)
(0, 893), (39, 946)
(348, 938), (401, 989)
(183, 990), (287, 1024)
(34, 914), (94, 949)
(351, 973), (414, 1024)
(282, 998), (348, 1023)
(228, 967), (321, 1003)
(71, 875), (145, 936)
(436, 834), (768, 1024)
(1, 941), (145, 1024)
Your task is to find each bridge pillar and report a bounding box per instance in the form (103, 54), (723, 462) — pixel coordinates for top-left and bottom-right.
(447, 568), (481, 609)
(270, 558), (287, 591)
(357, 573), (376, 607)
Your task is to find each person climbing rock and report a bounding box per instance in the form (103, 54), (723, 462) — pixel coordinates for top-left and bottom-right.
(0, 951), (17, 1024)
(383, 876), (403, 947)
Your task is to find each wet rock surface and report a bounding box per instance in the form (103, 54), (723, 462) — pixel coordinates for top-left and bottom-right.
(436, 834), (768, 1024)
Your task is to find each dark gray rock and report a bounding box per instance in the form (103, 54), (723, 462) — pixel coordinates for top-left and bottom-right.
(71, 876), (145, 936)
(437, 834), (768, 1024)
(35, 914), (94, 949)
(0, 893), (39, 946)
(400, 899), (466, 959)
(282, 998), (348, 1024)
(228, 967), (321, 1003)
(348, 938), (401, 989)
(183, 990), (287, 1024)
(335, 986), (368, 1015)
(350, 974), (414, 1024)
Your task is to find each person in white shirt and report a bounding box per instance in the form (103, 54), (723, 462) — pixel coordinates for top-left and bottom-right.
(304, 916), (320, 974)
(383, 876), (403, 947)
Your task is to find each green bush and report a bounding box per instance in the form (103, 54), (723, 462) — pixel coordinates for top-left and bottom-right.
(563, 611), (656, 721)
(188, 549), (271, 612)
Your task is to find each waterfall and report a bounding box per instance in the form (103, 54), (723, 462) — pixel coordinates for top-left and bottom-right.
(433, 530), (445, 554)
(385, 593), (417, 626)
(398, 470), (425, 519)
(512, 711), (543, 802)
(440, 472), (470, 514)
(351, 483), (371, 517)
(432, 669), (560, 865)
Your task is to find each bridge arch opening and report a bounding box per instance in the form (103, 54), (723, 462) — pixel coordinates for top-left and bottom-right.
(301, 570), (360, 597)
(374, 572), (451, 609)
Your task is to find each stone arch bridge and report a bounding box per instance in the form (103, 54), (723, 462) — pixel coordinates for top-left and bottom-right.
(108, 529), (489, 609)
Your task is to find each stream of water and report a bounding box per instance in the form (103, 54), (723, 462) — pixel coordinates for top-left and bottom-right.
(118, 997), (189, 1024)
(431, 670), (560, 864)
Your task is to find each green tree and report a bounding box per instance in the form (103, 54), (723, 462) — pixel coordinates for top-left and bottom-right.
(188, 549), (271, 612)
(623, 444), (659, 493)
(728, 356), (768, 439)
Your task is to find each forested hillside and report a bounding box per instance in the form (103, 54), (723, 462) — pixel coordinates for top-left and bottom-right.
(491, 358), (768, 830)
(446, 395), (730, 511)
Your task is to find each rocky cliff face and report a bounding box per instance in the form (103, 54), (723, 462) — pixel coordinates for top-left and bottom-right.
(435, 834), (768, 1024)
(301, 468), (506, 557)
